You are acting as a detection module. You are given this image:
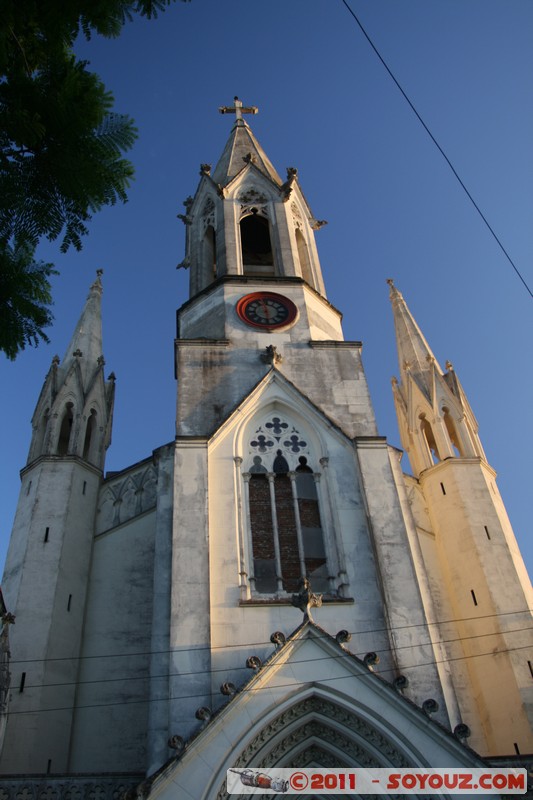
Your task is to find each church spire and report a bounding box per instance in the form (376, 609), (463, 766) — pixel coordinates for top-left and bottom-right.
(213, 97), (282, 186)
(27, 271), (115, 470)
(389, 280), (485, 476)
(387, 278), (442, 398)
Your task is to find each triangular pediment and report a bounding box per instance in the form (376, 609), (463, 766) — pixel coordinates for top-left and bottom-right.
(143, 622), (486, 800)
(208, 368), (351, 452)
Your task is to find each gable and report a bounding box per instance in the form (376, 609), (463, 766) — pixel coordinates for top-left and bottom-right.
(145, 625), (487, 800)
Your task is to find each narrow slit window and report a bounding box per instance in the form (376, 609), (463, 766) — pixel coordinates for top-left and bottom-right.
(67, 594), (72, 612)
(82, 481), (87, 496)
(484, 525), (490, 540)
(47, 759), (52, 774)
(26, 481), (32, 496)
(440, 482), (446, 496)
(19, 672), (26, 693)
(44, 527), (49, 543)
(528, 660), (533, 679)
(471, 589), (478, 606)
(514, 742), (521, 756)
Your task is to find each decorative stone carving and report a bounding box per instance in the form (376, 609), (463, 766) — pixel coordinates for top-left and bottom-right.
(0, 778), (142, 800)
(336, 629), (351, 644)
(291, 577), (322, 621)
(96, 466), (159, 534)
(422, 698), (439, 716)
(270, 631), (286, 647)
(245, 656), (262, 671)
(216, 696), (410, 799)
(260, 344), (282, 365)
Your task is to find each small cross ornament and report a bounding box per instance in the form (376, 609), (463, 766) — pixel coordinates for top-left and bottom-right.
(219, 96), (258, 121)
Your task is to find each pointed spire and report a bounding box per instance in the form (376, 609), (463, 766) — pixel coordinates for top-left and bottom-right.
(62, 270), (105, 386)
(388, 279), (443, 396)
(213, 97), (282, 186)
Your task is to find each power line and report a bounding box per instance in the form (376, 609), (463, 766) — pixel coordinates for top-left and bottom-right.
(340, 0), (533, 299)
(7, 641), (532, 717)
(18, 623), (532, 693)
(8, 606), (532, 665)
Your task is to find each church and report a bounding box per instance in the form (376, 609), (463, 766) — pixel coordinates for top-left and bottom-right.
(0, 99), (531, 799)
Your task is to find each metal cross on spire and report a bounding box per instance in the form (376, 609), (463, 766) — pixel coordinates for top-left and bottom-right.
(219, 96), (258, 121)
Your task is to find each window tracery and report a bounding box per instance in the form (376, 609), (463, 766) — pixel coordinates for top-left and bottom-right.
(243, 413), (330, 595)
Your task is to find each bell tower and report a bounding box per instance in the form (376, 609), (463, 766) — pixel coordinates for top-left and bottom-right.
(389, 279), (533, 756)
(160, 101), (458, 767)
(0, 272), (115, 773)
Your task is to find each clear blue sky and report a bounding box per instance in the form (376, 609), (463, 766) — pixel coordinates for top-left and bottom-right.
(1, 0), (532, 577)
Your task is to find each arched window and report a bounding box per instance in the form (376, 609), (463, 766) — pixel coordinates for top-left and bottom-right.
(202, 225), (217, 285)
(57, 402), (74, 455)
(419, 413), (440, 465)
(295, 228), (313, 286)
(442, 407), (463, 457)
(244, 414), (330, 595)
(83, 409), (97, 462)
(240, 210), (275, 276)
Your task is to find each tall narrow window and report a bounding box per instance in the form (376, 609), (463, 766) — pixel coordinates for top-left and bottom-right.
(296, 457), (327, 589)
(295, 228), (313, 286)
(442, 407), (463, 457)
(244, 414), (330, 595)
(240, 211), (275, 276)
(419, 413), (440, 464)
(248, 457), (276, 593)
(202, 225), (217, 285)
(57, 403), (74, 455)
(83, 409), (97, 462)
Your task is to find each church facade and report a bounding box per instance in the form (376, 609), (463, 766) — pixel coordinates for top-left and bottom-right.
(0, 101), (531, 798)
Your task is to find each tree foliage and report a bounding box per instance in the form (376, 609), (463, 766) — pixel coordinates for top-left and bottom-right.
(0, 0), (187, 359)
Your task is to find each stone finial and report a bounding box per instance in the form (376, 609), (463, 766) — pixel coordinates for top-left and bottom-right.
(97, 355), (106, 367)
(108, 372), (116, 382)
(195, 706), (212, 722)
(422, 698), (439, 716)
(183, 196), (194, 212)
(52, 354), (60, 367)
(168, 734), (185, 751)
(286, 166), (298, 179)
(391, 376), (398, 387)
(261, 344), (282, 365)
(291, 577), (322, 622)
(200, 163), (211, 176)
(363, 652), (380, 668)
(73, 349), (83, 358)
(445, 360), (454, 371)
(453, 723), (471, 741)
(393, 674), (409, 692)
(96, 268), (104, 278)
(270, 631), (286, 647)
(335, 630), (351, 644)
(246, 655), (262, 671)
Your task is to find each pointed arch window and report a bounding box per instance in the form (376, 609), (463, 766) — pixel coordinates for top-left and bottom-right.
(295, 228), (313, 286)
(240, 209), (275, 276)
(83, 409), (97, 463)
(419, 413), (440, 465)
(442, 406), (464, 457)
(57, 402), (74, 455)
(243, 414), (331, 595)
(202, 225), (217, 285)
